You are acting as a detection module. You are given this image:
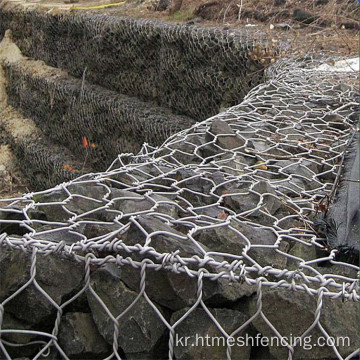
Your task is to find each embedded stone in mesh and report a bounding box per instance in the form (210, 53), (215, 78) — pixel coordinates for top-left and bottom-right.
(0, 7), (269, 120)
(0, 55), (359, 359)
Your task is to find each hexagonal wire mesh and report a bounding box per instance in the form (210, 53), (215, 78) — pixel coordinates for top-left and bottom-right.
(0, 54), (359, 359)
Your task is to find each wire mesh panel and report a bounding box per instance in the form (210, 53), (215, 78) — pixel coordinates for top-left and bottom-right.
(0, 55), (359, 359)
(0, 8), (282, 192)
(0, 9), (274, 121)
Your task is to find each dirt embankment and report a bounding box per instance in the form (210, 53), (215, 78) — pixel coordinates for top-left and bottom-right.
(124, 0), (359, 55)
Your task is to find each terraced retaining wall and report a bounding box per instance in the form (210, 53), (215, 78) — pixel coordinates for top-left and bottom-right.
(0, 7), (267, 120)
(0, 5), (273, 189)
(0, 5), (358, 360)
(3, 58), (194, 169)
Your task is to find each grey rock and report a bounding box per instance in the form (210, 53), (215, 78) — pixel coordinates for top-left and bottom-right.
(37, 183), (109, 221)
(58, 312), (109, 357)
(200, 142), (223, 161)
(252, 180), (283, 214)
(171, 308), (252, 360)
(167, 134), (204, 165)
(333, 84), (352, 94)
(205, 171), (227, 195)
(123, 257), (248, 311)
(248, 139), (299, 159)
(206, 119), (245, 151)
(174, 169), (216, 206)
(32, 226), (83, 245)
(288, 241), (358, 279)
(121, 215), (203, 310)
(248, 288), (359, 359)
(317, 161), (336, 182)
(0, 206), (45, 236)
(225, 180), (283, 218)
(288, 242), (317, 266)
(121, 216), (255, 310)
(223, 154), (255, 176)
(0, 246), (84, 324)
(68, 183), (109, 199)
(323, 113), (348, 131)
(150, 194), (180, 219)
(275, 177), (308, 197)
(83, 223), (123, 240)
(119, 264), (198, 311)
(125, 215), (203, 255)
(277, 161), (319, 190)
(1, 312), (34, 345)
(193, 204), (226, 218)
(248, 139), (270, 153)
(109, 172), (139, 187)
(66, 184), (109, 216)
(278, 110), (304, 119)
(87, 264), (166, 354)
(0, 245), (28, 302)
(34, 201), (70, 223)
(107, 188), (146, 217)
(205, 276), (256, 310)
(197, 223), (247, 256)
(106, 189), (178, 220)
(198, 220), (289, 269)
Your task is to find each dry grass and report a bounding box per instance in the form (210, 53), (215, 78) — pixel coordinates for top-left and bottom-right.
(98, 0), (358, 55)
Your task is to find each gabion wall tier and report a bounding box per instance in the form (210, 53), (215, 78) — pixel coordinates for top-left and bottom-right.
(0, 54), (359, 360)
(0, 7), (271, 120)
(1, 53), (194, 176)
(0, 105), (87, 190)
